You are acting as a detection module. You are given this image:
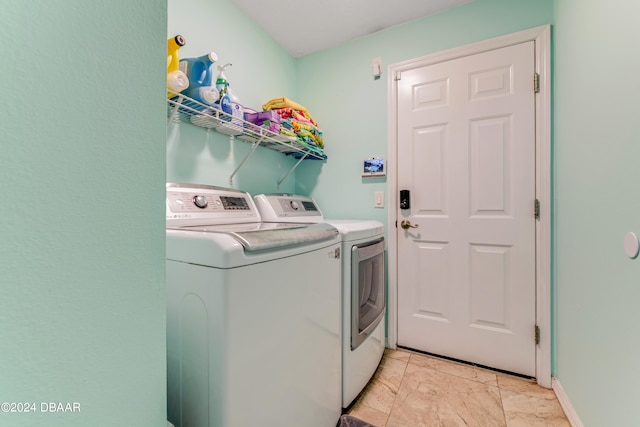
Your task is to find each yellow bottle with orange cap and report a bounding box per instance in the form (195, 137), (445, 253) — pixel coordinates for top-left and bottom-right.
(167, 35), (189, 98)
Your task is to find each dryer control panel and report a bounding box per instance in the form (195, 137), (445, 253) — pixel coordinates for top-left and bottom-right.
(254, 194), (324, 223)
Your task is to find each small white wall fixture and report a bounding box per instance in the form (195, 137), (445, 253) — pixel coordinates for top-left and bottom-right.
(386, 25), (552, 388)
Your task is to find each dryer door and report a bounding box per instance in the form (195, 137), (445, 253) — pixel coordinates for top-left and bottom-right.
(351, 237), (386, 350)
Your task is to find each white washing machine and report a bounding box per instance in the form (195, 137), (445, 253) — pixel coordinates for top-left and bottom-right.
(254, 194), (386, 409)
(165, 183), (342, 427)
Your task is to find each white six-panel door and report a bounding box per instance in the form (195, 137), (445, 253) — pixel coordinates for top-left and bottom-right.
(396, 41), (536, 376)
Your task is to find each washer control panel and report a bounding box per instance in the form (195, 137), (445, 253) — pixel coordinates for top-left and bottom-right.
(166, 183), (259, 227)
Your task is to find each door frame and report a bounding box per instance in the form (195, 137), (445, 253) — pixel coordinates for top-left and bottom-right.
(386, 25), (551, 388)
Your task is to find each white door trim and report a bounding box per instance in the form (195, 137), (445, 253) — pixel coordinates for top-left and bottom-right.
(386, 25), (552, 388)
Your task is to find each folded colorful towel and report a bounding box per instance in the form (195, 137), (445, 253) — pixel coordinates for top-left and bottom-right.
(261, 97), (326, 150)
(263, 99), (319, 126)
(280, 118), (293, 130)
(280, 128), (297, 139)
(262, 96), (308, 113)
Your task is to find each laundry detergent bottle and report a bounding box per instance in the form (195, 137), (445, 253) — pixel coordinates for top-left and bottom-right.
(182, 52), (218, 87)
(167, 35), (189, 97)
(181, 52), (220, 106)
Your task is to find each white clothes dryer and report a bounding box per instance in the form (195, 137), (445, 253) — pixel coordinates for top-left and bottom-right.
(254, 193), (386, 409)
(166, 183), (342, 427)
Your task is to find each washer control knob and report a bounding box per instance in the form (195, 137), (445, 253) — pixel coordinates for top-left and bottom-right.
(193, 195), (208, 209)
(290, 200), (300, 210)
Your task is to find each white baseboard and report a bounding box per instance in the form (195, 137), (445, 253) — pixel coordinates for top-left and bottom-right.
(552, 377), (584, 427)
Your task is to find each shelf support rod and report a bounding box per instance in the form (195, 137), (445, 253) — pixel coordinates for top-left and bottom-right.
(167, 95), (184, 129)
(228, 135), (265, 185)
(277, 150), (310, 189)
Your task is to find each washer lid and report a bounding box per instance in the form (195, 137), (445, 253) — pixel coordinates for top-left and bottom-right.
(168, 222), (338, 252)
(231, 222), (338, 252)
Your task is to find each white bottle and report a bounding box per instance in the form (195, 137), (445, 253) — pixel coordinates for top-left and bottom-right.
(227, 84), (244, 127)
(214, 64), (243, 127)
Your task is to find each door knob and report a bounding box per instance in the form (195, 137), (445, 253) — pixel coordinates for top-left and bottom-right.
(400, 220), (419, 230)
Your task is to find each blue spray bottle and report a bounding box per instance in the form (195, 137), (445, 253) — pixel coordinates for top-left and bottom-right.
(181, 52), (219, 106)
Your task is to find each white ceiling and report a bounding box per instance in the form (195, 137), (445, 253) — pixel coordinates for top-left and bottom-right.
(231, 0), (475, 58)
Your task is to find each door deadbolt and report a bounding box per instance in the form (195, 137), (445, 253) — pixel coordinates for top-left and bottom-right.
(400, 220), (419, 230)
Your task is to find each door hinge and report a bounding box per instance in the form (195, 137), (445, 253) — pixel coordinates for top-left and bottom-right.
(535, 325), (541, 345)
(534, 73), (540, 93)
(395, 71), (402, 81)
(534, 198), (540, 220)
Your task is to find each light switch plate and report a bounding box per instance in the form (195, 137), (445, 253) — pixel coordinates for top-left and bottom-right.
(374, 191), (384, 208)
(372, 57), (382, 78)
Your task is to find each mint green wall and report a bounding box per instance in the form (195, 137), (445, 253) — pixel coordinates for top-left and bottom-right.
(0, 2), (167, 426)
(295, 0), (553, 221)
(167, 0), (300, 194)
(554, 1), (640, 425)
(11, 1), (634, 425)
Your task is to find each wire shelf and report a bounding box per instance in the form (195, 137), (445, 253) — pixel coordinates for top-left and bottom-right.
(167, 92), (327, 161)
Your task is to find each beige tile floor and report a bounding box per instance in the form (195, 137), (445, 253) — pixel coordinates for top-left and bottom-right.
(348, 349), (570, 427)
